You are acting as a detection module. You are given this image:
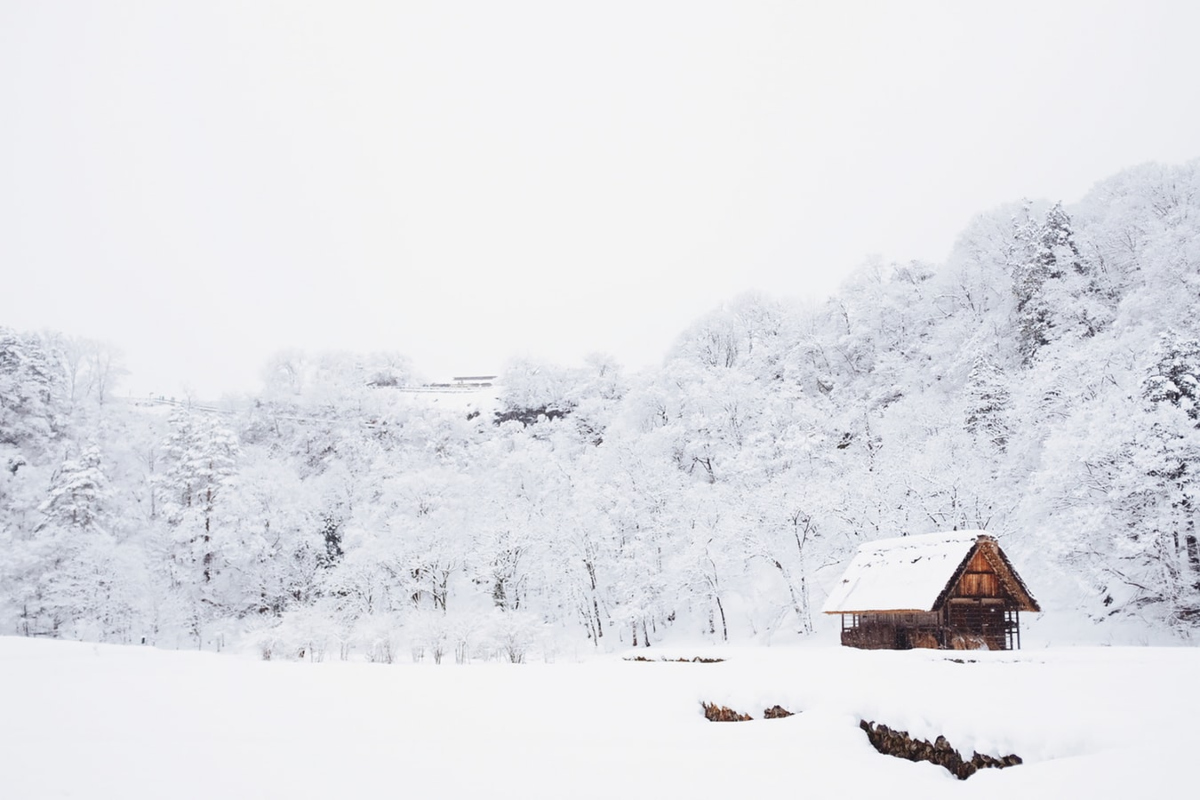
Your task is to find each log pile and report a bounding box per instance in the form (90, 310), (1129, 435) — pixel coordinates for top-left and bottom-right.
(702, 702), (752, 722)
(859, 720), (1022, 780)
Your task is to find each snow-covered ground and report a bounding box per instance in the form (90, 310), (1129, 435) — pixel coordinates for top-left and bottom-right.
(3, 637), (1194, 799)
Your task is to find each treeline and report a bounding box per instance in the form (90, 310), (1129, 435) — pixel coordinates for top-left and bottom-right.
(2, 160), (1198, 657)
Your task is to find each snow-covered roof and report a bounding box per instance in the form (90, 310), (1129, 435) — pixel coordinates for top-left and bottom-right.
(822, 531), (985, 614)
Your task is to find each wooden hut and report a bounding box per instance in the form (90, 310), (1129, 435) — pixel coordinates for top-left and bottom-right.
(822, 531), (1039, 650)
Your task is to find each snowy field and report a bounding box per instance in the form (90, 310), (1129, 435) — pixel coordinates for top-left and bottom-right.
(3, 637), (1196, 799)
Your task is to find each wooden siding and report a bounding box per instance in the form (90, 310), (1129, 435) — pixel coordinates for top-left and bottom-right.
(952, 551), (1005, 599)
(955, 571), (1001, 597)
(840, 605), (1020, 651)
(840, 611), (946, 650)
(947, 544), (1034, 608)
(946, 599), (1012, 650)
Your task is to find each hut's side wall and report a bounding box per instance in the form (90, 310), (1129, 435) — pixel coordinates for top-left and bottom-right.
(945, 601), (1011, 650)
(840, 612), (943, 650)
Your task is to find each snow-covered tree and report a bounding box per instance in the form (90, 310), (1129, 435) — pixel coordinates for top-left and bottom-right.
(964, 355), (1011, 451)
(1145, 332), (1200, 422)
(5, 158), (1200, 649)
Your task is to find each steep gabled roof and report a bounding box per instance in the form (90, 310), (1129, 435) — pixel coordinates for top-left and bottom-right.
(939, 535), (1040, 613)
(822, 530), (1038, 614)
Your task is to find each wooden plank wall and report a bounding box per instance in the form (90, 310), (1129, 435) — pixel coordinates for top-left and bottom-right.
(951, 550), (1003, 599)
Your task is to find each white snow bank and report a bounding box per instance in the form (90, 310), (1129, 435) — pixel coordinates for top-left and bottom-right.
(1, 637), (1194, 799)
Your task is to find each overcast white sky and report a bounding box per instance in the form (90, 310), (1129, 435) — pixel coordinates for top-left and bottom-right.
(2, 1), (1199, 398)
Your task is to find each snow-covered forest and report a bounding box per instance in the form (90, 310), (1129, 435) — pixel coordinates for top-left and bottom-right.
(3, 160), (1199, 656)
